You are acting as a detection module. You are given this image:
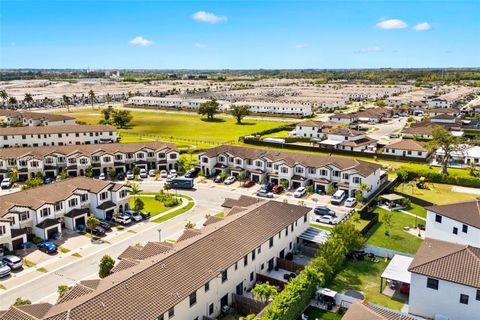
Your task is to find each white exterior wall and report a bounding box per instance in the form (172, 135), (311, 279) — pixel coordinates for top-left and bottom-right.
(409, 273), (480, 320)
(425, 211), (480, 247)
(382, 148), (427, 159)
(0, 131), (118, 148)
(295, 125), (323, 138)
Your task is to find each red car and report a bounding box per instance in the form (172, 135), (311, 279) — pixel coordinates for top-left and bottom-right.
(243, 180), (255, 188)
(272, 185), (284, 194)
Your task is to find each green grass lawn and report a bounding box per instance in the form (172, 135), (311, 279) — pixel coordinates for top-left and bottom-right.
(365, 208), (423, 254)
(153, 199), (195, 223)
(310, 223), (333, 231)
(61, 109), (289, 150)
(405, 203), (427, 218)
(395, 183), (477, 205)
(130, 195), (173, 217)
(329, 259), (405, 311)
(301, 306), (343, 320)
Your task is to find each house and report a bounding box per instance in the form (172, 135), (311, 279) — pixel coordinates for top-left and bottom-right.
(401, 118), (464, 139)
(316, 128), (377, 152)
(425, 200), (480, 247)
(382, 140), (429, 159)
(0, 124), (118, 148)
(426, 98), (451, 108)
(0, 200), (311, 320)
(198, 145), (385, 197)
(328, 113), (357, 124)
(342, 300), (421, 320)
(128, 96), (231, 111)
(0, 141), (179, 181)
(232, 101), (313, 117)
(408, 238), (480, 320)
(0, 110), (76, 127)
(294, 120), (337, 138)
(354, 108), (391, 123)
(0, 177), (130, 251)
(428, 108), (460, 118)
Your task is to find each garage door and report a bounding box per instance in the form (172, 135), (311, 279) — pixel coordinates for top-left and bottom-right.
(47, 227), (59, 239)
(251, 174), (260, 183)
(75, 216), (86, 228)
(292, 181), (301, 189)
(12, 238), (25, 250)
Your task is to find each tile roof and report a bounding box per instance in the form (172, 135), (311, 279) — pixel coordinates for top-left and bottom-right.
(408, 238), (480, 288)
(384, 139), (427, 152)
(0, 124), (116, 136)
(427, 199), (480, 228)
(221, 195), (264, 209)
(201, 145), (381, 177)
(16, 200), (310, 320)
(342, 301), (419, 320)
(0, 110), (74, 122)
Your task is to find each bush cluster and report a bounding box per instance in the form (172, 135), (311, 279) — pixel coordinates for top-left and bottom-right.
(155, 190), (181, 207)
(399, 169), (480, 188)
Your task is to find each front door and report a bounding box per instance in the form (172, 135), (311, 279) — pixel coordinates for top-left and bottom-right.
(236, 282), (243, 295)
(220, 294), (229, 309)
(268, 257), (274, 271)
(279, 249), (285, 259)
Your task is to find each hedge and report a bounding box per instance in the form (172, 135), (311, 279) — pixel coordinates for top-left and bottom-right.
(249, 124), (296, 137)
(401, 169), (480, 188)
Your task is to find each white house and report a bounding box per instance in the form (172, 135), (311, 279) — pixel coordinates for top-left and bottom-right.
(294, 120), (337, 138)
(0, 124), (118, 148)
(0, 177), (130, 250)
(382, 139), (429, 159)
(328, 113), (357, 124)
(316, 128), (377, 152)
(232, 101), (313, 117)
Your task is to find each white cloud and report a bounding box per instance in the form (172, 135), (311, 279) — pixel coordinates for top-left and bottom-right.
(129, 36), (153, 47)
(194, 42), (207, 49)
(192, 11), (227, 24)
(355, 47), (383, 54)
(413, 22), (432, 31)
(292, 44), (306, 49)
(376, 19), (407, 29)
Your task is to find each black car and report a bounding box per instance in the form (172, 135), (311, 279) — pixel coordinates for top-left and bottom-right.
(98, 221), (112, 232)
(313, 206), (336, 217)
(260, 182), (275, 192)
(116, 172), (125, 181)
(86, 225), (106, 236)
(140, 211), (151, 220)
(184, 167), (200, 178)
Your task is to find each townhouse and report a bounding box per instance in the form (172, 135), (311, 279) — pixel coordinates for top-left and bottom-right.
(198, 145), (384, 197)
(382, 139), (430, 159)
(0, 124), (118, 148)
(127, 96), (231, 111)
(328, 113), (357, 124)
(0, 200), (311, 320)
(427, 107), (460, 118)
(315, 128), (377, 152)
(0, 141), (179, 181)
(232, 101), (313, 117)
(342, 300), (420, 320)
(0, 177), (130, 250)
(401, 118), (464, 139)
(0, 109), (76, 127)
(294, 120), (337, 138)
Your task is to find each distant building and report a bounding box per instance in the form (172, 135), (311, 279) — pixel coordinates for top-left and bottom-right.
(382, 140), (429, 159)
(0, 110), (76, 127)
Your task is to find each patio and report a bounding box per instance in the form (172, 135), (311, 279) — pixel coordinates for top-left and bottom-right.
(380, 254), (412, 304)
(379, 194), (406, 210)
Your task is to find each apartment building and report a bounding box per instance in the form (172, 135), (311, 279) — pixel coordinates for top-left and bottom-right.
(0, 141), (179, 181)
(0, 124), (118, 148)
(0, 177), (130, 250)
(0, 110), (76, 127)
(198, 145), (384, 197)
(0, 200), (311, 320)
(382, 140), (429, 159)
(231, 101), (313, 116)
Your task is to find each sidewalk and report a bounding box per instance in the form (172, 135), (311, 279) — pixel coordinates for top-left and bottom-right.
(0, 197), (191, 291)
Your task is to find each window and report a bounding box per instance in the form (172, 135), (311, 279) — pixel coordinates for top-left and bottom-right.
(137, 153), (144, 159)
(244, 255), (248, 266)
(221, 270), (228, 282)
(342, 173), (349, 180)
(169, 153), (177, 159)
(295, 167), (304, 174)
(252, 250), (256, 261)
(435, 214), (442, 223)
(320, 169), (328, 176)
(269, 237), (274, 248)
(453, 227), (458, 235)
(476, 289), (480, 301)
(79, 158), (88, 165)
(235, 159), (242, 165)
(281, 167), (288, 174)
(68, 198), (78, 207)
(308, 168), (316, 174)
(19, 212), (29, 221)
(0, 225), (5, 235)
(255, 161), (262, 167)
(99, 192), (108, 200)
(266, 162), (272, 168)
(40, 208), (50, 217)
(285, 226), (289, 236)
(189, 292), (197, 307)
(353, 177), (362, 184)
(54, 202), (63, 211)
(148, 152), (154, 157)
(158, 153), (166, 159)
(209, 304), (214, 315)
(257, 246), (261, 254)
(218, 156), (225, 162)
(103, 157), (111, 162)
(120, 190), (128, 198)
(234, 262), (238, 271)
(157, 315), (164, 320)
(80, 194), (88, 202)
(168, 307), (174, 318)
(426, 278), (439, 290)
(250, 272), (254, 281)
(462, 224), (468, 233)
(201, 157), (208, 163)
(115, 155), (123, 160)
(204, 281), (210, 292)
(460, 294), (469, 305)
(332, 170), (340, 177)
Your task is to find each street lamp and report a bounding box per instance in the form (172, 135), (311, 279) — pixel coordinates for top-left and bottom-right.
(158, 228), (162, 242)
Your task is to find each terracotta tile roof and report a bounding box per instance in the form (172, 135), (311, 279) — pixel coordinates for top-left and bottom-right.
(226, 207), (247, 216)
(96, 201), (116, 210)
(201, 145), (381, 178)
(327, 128), (362, 137)
(342, 301), (419, 320)
(57, 284), (94, 304)
(0, 110), (74, 122)
(428, 108), (459, 113)
(118, 242), (173, 261)
(329, 113), (355, 119)
(176, 228), (202, 242)
(111, 259), (139, 274)
(64, 208), (89, 218)
(0, 307), (37, 320)
(221, 195), (264, 209)
(408, 238), (480, 288)
(34, 201), (311, 320)
(203, 215), (223, 226)
(0, 124), (115, 136)
(14, 304), (53, 319)
(427, 199), (480, 228)
(384, 139), (427, 152)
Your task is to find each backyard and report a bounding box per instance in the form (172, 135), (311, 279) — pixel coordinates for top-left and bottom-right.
(394, 182), (477, 205)
(364, 208), (423, 254)
(301, 306), (343, 320)
(329, 259), (405, 311)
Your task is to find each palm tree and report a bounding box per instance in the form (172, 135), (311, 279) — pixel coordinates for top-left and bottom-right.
(72, 94), (78, 106)
(24, 93), (34, 110)
(88, 90), (96, 109)
(62, 95), (71, 112)
(0, 90), (8, 109)
(127, 182), (142, 203)
(105, 93), (112, 103)
(8, 97), (17, 109)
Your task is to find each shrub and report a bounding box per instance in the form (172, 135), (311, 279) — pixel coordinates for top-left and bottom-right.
(32, 236), (44, 244)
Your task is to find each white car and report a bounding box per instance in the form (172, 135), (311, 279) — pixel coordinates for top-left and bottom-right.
(160, 170), (168, 178)
(224, 176), (236, 185)
(169, 169), (177, 177)
(124, 210), (143, 222)
(139, 169), (148, 178)
(345, 197), (357, 208)
(98, 173), (106, 180)
(315, 215), (338, 225)
(293, 187), (307, 198)
(126, 171), (135, 180)
(1, 178), (12, 189)
(148, 169), (156, 177)
(113, 215), (131, 225)
(166, 174), (174, 182)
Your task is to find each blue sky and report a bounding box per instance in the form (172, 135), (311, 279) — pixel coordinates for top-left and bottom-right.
(1, 0), (479, 69)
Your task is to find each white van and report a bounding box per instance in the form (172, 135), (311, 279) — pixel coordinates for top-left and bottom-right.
(330, 190), (346, 205)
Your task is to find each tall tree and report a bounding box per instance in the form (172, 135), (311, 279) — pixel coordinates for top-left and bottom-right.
(252, 282), (278, 303)
(0, 90), (8, 108)
(111, 110), (132, 128)
(88, 90), (96, 109)
(198, 98), (220, 120)
(8, 96), (17, 108)
(427, 125), (467, 175)
(23, 93), (34, 110)
(86, 214), (100, 238)
(98, 255), (115, 279)
(230, 105), (250, 124)
(127, 182), (142, 202)
(62, 95), (71, 112)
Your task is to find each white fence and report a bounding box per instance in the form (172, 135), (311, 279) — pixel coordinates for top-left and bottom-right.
(363, 244), (414, 259)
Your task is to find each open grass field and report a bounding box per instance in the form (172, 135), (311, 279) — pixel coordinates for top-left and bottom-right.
(60, 109), (290, 150)
(394, 183), (477, 205)
(365, 208), (423, 254)
(329, 259), (405, 310)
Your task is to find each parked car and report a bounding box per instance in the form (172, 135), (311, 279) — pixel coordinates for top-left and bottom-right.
(124, 209), (143, 222)
(37, 241), (58, 254)
(224, 176), (236, 185)
(126, 171), (134, 180)
(139, 169), (148, 179)
(148, 169), (156, 177)
(315, 215), (338, 225)
(313, 206), (336, 217)
(1, 178), (12, 189)
(169, 169), (177, 177)
(293, 187), (307, 198)
(98, 173), (106, 180)
(272, 185), (284, 194)
(116, 172), (125, 181)
(214, 175), (224, 183)
(256, 189), (273, 198)
(0, 260), (11, 278)
(345, 197), (357, 208)
(166, 174), (174, 182)
(44, 177), (53, 184)
(113, 215), (132, 225)
(86, 225), (106, 236)
(389, 133), (400, 139)
(98, 221), (112, 231)
(160, 170), (168, 178)
(330, 190), (346, 205)
(140, 211), (151, 220)
(2, 255), (22, 270)
(243, 180), (255, 188)
(260, 183), (275, 192)
(184, 167), (200, 178)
